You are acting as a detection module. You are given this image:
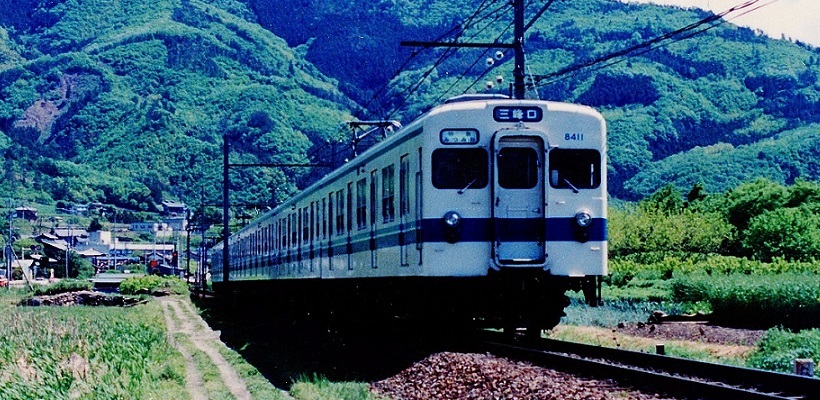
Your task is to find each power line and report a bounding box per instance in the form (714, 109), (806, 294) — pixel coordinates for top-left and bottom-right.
(530, 0), (776, 90)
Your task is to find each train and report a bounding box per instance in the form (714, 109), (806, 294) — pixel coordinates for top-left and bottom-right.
(209, 94), (607, 334)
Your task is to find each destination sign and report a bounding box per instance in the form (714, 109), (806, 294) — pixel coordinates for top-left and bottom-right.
(440, 129), (479, 145)
(493, 106), (543, 123)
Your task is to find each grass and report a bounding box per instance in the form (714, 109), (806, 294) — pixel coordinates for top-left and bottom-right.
(0, 288), (187, 399)
(562, 298), (686, 328)
(547, 325), (753, 366)
(290, 374), (383, 400)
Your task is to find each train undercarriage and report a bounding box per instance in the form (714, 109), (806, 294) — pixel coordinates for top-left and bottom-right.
(213, 270), (601, 336)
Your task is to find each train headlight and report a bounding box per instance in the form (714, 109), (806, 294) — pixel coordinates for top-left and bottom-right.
(574, 212), (592, 228)
(443, 211), (462, 228)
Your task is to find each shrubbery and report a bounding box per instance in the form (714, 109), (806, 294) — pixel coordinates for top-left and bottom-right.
(32, 279), (94, 296)
(747, 328), (820, 377)
(119, 275), (188, 296)
(671, 274), (820, 329)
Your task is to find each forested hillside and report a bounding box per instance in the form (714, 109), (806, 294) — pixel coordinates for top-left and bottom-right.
(251, 0), (820, 199)
(1, 0), (818, 214)
(0, 0), (351, 215)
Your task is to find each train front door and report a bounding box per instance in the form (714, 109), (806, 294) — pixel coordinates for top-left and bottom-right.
(492, 132), (546, 265)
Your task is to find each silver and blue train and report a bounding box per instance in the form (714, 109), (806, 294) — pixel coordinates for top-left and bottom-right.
(209, 94), (607, 333)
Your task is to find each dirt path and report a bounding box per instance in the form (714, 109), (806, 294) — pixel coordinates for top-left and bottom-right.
(160, 296), (253, 400)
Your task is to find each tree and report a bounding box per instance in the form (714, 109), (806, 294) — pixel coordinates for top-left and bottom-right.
(88, 217), (103, 232)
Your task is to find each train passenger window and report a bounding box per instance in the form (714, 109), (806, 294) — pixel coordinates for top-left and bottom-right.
(347, 183), (353, 233)
(312, 202), (317, 242)
(548, 149), (601, 190)
(302, 207), (309, 242)
(322, 198), (327, 239)
(382, 164), (395, 223)
(291, 214), (297, 247)
(432, 149), (488, 190)
(498, 147), (539, 189)
(356, 179), (367, 230)
(280, 218), (287, 249)
(370, 170), (377, 226)
(400, 156), (410, 217)
(336, 190), (345, 235)
(328, 194), (333, 237)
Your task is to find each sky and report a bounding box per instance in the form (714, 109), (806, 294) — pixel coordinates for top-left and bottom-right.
(621, 0), (819, 47)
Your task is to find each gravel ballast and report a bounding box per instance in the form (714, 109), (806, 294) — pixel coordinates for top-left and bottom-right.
(371, 351), (678, 399)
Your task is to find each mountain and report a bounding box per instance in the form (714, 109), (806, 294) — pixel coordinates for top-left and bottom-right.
(250, 0), (820, 199)
(0, 0), (352, 215)
(0, 0), (818, 215)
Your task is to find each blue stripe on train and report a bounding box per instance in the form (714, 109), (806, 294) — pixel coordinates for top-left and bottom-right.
(419, 217), (607, 243)
(230, 217), (607, 270)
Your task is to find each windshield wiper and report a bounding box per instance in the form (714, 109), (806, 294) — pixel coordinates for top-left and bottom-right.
(563, 178), (579, 194)
(458, 178), (478, 194)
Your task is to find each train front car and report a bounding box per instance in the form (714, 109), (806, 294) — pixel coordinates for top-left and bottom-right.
(420, 96), (607, 333)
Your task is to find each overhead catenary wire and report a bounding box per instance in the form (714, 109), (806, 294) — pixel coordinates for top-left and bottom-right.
(529, 0), (778, 90)
(354, 0), (505, 121)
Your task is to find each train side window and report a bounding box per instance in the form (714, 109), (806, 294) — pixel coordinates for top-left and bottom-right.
(336, 189), (345, 236)
(498, 147), (539, 189)
(370, 170), (377, 226)
(322, 198), (327, 239)
(382, 164), (395, 223)
(356, 179), (367, 230)
(312, 201), (317, 242)
(291, 213), (298, 247)
(302, 207), (310, 242)
(347, 183), (353, 233)
(400, 156), (410, 217)
(548, 149), (601, 190)
(432, 148), (488, 189)
(280, 218), (287, 250)
(328, 193), (333, 237)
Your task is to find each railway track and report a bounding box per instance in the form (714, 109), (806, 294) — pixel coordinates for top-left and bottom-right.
(478, 330), (820, 400)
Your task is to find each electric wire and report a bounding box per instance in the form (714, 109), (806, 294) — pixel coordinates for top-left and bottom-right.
(353, 0), (503, 121)
(529, 0), (776, 91)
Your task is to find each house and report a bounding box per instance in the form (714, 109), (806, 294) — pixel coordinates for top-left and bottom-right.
(52, 227), (89, 247)
(14, 207), (38, 221)
(161, 200), (187, 217)
(130, 222), (173, 237)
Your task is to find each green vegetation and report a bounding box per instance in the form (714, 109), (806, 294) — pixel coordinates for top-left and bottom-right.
(607, 179), (820, 329)
(1, 0), (819, 214)
(119, 275), (189, 295)
(290, 374), (381, 400)
(1, 0), (351, 218)
(748, 328), (820, 377)
(0, 290), (187, 399)
(32, 279), (93, 296)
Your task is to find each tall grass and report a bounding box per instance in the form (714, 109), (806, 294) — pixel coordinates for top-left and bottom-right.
(0, 289), (186, 399)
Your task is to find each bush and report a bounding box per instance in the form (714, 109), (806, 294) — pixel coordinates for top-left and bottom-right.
(747, 328), (820, 377)
(119, 275), (188, 295)
(32, 279), (94, 296)
(672, 273), (820, 329)
(741, 204), (820, 261)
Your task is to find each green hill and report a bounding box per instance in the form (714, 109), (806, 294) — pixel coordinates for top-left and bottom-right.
(0, 0), (818, 215)
(0, 0), (351, 214)
(251, 0), (820, 199)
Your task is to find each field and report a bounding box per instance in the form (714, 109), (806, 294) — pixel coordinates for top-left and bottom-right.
(0, 289), (186, 399)
(0, 285), (374, 399)
(1, 249), (818, 400)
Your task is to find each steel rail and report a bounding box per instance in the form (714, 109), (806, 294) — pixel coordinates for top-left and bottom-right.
(478, 331), (819, 400)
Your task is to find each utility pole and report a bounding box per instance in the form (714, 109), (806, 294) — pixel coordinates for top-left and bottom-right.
(513, 0), (526, 100)
(222, 136), (230, 285)
(401, 0), (528, 99)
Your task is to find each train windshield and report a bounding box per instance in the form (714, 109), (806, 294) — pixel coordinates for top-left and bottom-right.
(432, 148), (489, 190)
(548, 149), (601, 190)
(498, 147), (539, 189)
